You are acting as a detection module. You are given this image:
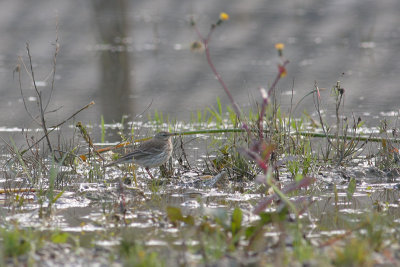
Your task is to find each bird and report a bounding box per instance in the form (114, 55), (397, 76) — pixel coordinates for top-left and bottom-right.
(105, 131), (176, 179)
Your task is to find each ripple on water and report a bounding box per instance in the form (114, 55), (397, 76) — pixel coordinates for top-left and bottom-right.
(146, 239), (168, 246)
(180, 200), (200, 208)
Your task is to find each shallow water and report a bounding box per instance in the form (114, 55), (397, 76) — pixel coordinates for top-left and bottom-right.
(1, 122), (400, 265)
(0, 0), (399, 131)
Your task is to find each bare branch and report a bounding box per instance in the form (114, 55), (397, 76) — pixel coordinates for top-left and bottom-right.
(15, 60), (41, 125)
(26, 43), (54, 155)
(44, 17), (59, 111)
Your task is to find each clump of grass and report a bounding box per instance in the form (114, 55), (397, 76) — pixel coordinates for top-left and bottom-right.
(332, 238), (373, 267)
(119, 239), (165, 267)
(165, 196), (317, 265)
(0, 227), (40, 266)
(311, 81), (368, 165)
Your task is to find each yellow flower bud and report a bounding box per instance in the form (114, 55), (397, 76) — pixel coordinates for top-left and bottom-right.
(275, 43), (285, 57)
(275, 43), (285, 50)
(219, 12), (229, 21)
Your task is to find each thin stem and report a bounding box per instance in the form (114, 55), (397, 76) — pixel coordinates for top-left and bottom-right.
(45, 18), (60, 111)
(193, 23), (251, 136)
(313, 85), (338, 151)
(26, 43), (53, 155)
(257, 60), (289, 140)
(21, 101), (95, 155)
(16, 60), (41, 125)
(203, 34), (242, 125)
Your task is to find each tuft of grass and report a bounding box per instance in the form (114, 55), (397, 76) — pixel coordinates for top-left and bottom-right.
(0, 227), (41, 266)
(333, 238), (373, 267)
(119, 239), (165, 267)
(1, 228), (32, 258)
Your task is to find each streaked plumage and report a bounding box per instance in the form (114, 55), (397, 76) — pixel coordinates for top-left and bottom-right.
(105, 131), (175, 178)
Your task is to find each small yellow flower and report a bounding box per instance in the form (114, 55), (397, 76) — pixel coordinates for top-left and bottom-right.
(275, 43), (285, 57)
(275, 43), (285, 50)
(219, 12), (229, 21)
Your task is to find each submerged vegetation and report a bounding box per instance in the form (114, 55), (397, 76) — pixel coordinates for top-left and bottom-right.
(1, 12), (400, 267)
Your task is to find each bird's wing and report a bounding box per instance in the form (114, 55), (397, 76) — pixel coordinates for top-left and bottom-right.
(105, 145), (165, 166)
(104, 151), (136, 166)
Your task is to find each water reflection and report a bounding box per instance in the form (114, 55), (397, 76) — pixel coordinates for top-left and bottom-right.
(0, 0), (399, 127)
(91, 0), (133, 122)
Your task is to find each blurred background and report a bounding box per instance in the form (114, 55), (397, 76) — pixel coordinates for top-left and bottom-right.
(0, 0), (399, 131)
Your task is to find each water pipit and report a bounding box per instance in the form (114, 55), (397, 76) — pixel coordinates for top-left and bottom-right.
(105, 131), (175, 179)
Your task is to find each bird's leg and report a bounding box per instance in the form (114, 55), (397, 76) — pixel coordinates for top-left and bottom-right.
(117, 177), (127, 222)
(145, 167), (155, 179)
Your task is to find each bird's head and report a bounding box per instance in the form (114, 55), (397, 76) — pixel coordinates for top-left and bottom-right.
(154, 131), (176, 141)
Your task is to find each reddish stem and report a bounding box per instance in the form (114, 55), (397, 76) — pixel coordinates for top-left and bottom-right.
(194, 24), (251, 136)
(257, 60), (290, 140)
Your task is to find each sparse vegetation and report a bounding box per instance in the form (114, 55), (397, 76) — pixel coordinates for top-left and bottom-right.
(0, 11), (399, 267)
